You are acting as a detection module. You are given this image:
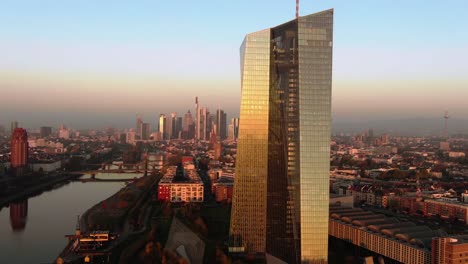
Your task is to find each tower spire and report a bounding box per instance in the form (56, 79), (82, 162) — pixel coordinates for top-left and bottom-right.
(296, 0), (299, 18)
(444, 110), (450, 139)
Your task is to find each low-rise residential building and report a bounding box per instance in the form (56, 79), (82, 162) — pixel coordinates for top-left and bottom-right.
(432, 237), (468, 264)
(329, 205), (434, 264)
(30, 160), (62, 173)
(328, 205), (468, 264)
(423, 199), (468, 224)
(158, 165), (204, 203)
(449, 152), (465, 159)
(211, 175), (234, 203)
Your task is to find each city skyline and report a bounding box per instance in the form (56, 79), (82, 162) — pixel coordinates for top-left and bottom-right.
(2, 2), (468, 264)
(1, 1), (468, 128)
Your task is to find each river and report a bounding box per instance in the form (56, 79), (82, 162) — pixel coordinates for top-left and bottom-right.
(0, 172), (142, 264)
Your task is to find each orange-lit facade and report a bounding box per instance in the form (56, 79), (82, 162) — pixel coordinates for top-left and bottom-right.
(432, 237), (468, 264)
(329, 215), (431, 264)
(158, 185), (171, 201)
(157, 166), (204, 203)
(424, 199), (468, 224)
(329, 205), (468, 264)
(443, 242), (468, 264)
(230, 10), (333, 263)
(10, 128), (29, 169)
(213, 183), (233, 203)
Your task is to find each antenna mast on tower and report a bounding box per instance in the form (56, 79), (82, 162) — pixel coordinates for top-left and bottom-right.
(444, 111), (450, 139)
(296, 0), (300, 18)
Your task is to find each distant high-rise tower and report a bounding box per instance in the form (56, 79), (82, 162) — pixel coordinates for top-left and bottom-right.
(167, 112), (177, 139)
(183, 110), (193, 132)
(197, 107), (209, 141)
(230, 9), (334, 263)
(183, 110), (195, 139)
(136, 114), (143, 139)
(195, 97), (200, 139)
(216, 109), (227, 140)
(40, 126), (52, 138)
(58, 126), (70, 139)
(159, 114), (167, 140)
(119, 133), (127, 144)
(141, 123), (150, 140)
(444, 111), (450, 139)
(126, 131), (136, 144)
(10, 121), (18, 134)
(208, 113), (214, 139)
(175, 117), (183, 139)
(214, 141), (222, 160)
(11, 128), (29, 170)
(228, 118), (240, 140)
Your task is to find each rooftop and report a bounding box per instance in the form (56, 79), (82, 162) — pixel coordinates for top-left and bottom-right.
(160, 165), (202, 184)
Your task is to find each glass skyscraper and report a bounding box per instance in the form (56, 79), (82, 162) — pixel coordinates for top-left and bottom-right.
(230, 9), (333, 264)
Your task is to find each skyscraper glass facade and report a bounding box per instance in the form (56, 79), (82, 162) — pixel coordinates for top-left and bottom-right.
(231, 28), (271, 252)
(230, 9), (333, 264)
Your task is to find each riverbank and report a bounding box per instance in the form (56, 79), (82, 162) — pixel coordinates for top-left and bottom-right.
(0, 173), (83, 208)
(58, 172), (161, 264)
(0, 173), (129, 264)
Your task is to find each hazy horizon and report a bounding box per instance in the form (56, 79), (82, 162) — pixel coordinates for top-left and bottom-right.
(1, 1), (467, 130)
(4, 116), (468, 138)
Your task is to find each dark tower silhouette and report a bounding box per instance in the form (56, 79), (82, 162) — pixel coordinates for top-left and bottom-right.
(10, 200), (28, 232)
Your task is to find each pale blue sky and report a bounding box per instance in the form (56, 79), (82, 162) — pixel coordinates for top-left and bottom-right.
(0, 1), (467, 129)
